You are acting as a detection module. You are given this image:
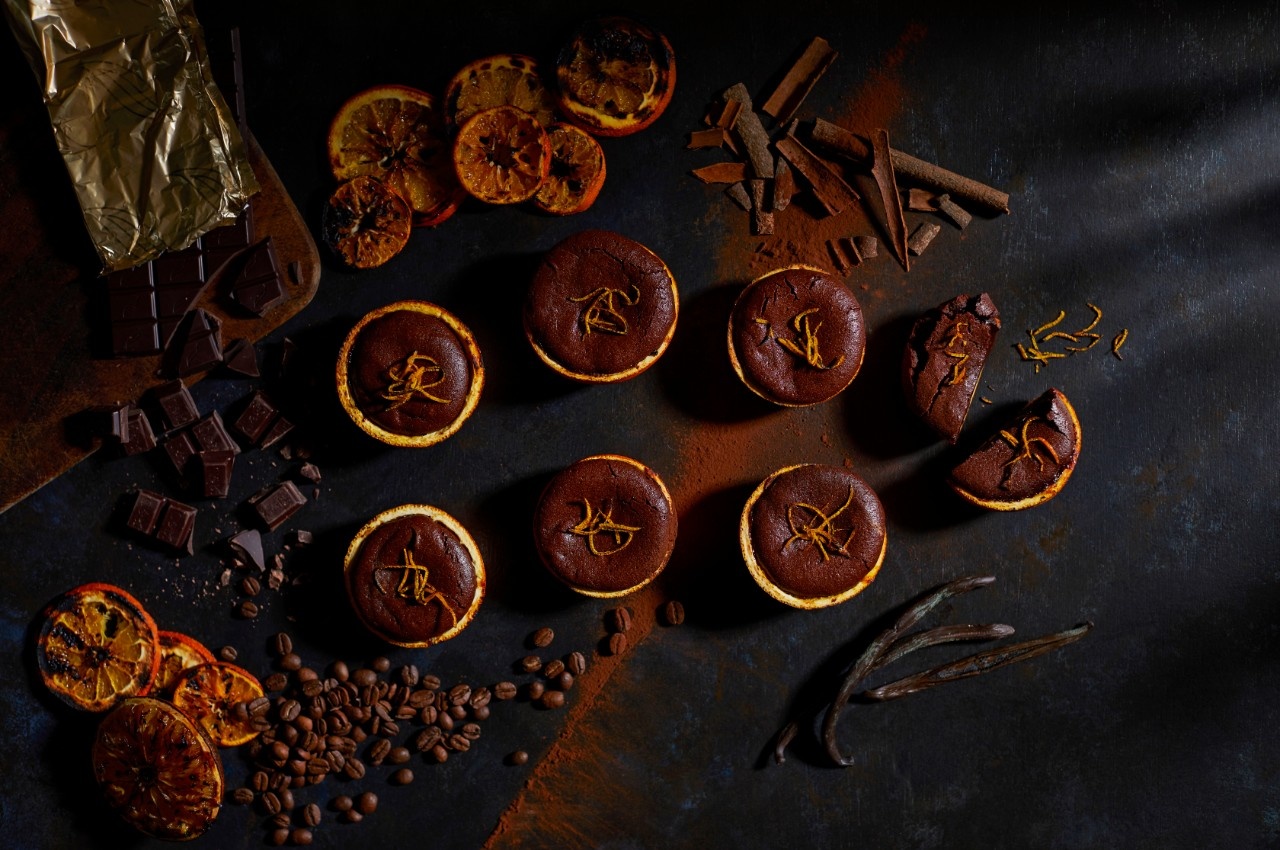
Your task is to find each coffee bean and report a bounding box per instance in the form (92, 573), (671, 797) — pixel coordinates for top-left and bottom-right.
(448, 684), (472, 705)
(290, 828), (313, 846)
(518, 655), (542, 674)
(329, 660), (350, 681)
(566, 651), (587, 676)
(397, 664), (420, 687)
(461, 722), (481, 741)
(390, 767), (414, 785)
(279, 653), (303, 672)
(607, 632), (627, 656)
(240, 576), (261, 596)
(296, 667), (319, 683)
(343, 757), (366, 780)
(493, 681), (517, 700)
(269, 741), (290, 765)
(525, 681), (545, 700)
(418, 705), (438, 725)
(269, 773), (290, 793)
(449, 705), (467, 721)
(412, 726), (443, 752)
(507, 750), (529, 766)
(218, 645), (238, 662)
(530, 627), (555, 648)
(387, 746), (410, 765)
(539, 690), (566, 710)
(238, 599), (260, 619)
(249, 696), (272, 717)
(269, 828), (289, 846)
(469, 686), (491, 708)
(232, 787), (255, 805)
(471, 704), (491, 721)
(380, 720), (401, 737)
(430, 743), (449, 763)
(355, 791), (378, 814)
(302, 803), (322, 828)
(278, 788), (295, 810)
(301, 679), (323, 699)
(331, 795), (353, 812)
(420, 674), (442, 690)
(371, 656), (391, 673)
(253, 769), (271, 791)
(341, 810), (363, 824)
(367, 739), (391, 765)
(542, 659), (565, 679)
(278, 700), (301, 722)
(271, 632), (293, 657)
(607, 606), (632, 633)
(306, 757), (328, 776)
(352, 668), (377, 688)
(662, 599), (686, 626)
(447, 734), (471, 753)
(264, 672), (289, 692)
(435, 711), (454, 732)
(260, 791), (281, 815)
(557, 672), (575, 691)
(270, 812), (291, 829)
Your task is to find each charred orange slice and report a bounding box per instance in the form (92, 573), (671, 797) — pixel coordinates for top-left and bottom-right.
(154, 631), (215, 695)
(93, 697), (224, 841)
(327, 85), (465, 226)
(170, 662), (265, 748)
(453, 105), (552, 205)
(323, 175), (413, 269)
(533, 123), (607, 215)
(444, 54), (558, 132)
(36, 582), (160, 712)
(555, 16), (676, 137)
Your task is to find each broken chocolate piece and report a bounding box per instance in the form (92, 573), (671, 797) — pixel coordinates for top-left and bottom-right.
(692, 161), (749, 184)
(199, 450), (236, 499)
(935, 194), (972, 229)
(152, 380), (199, 432)
(228, 528), (265, 571)
(902, 293), (1001, 443)
(248, 481), (306, 531)
(907, 188), (938, 212)
(127, 490), (166, 535)
(722, 83), (774, 178)
(169, 308), (224, 377)
(749, 180), (774, 235)
(90, 403), (132, 445)
(233, 391), (278, 443)
(155, 500), (197, 551)
(122, 409), (156, 455)
(298, 463), (321, 483)
(259, 416), (294, 450)
(290, 529), (313, 547)
(907, 221), (942, 256)
(192, 411), (239, 455)
(774, 135), (859, 216)
(869, 129), (910, 271)
(161, 430), (198, 479)
(227, 237), (287, 316)
(761, 37), (838, 125)
(221, 338), (260, 378)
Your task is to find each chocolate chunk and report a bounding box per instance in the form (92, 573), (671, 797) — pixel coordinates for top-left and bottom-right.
(229, 528), (265, 571)
(249, 482), (306, 531)
(297, 463), (321, 483)
(152, 380), (199, 431)
(289, 529), (313, 547)
(127, 490), (166, 535)
(233, 391), (278, 443)
(169, 308), (223, 377)
(90, 403), (131, 445)
(227, 237), (286, 316)
(121, 408), (156, 455)
(222, 338), (260, 377)
(200, 450), (236, 498)
(161, 430), (198, 478)
(192, 411), (239, 455)
(155, 500), (197, 551)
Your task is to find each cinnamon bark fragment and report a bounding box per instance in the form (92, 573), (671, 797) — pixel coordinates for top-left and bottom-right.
(761, 37), (839, 125)
(692, 161), (749, 184)
(722, 83), (774, 178)
(827, 239), (850, 275)
(854, 235), (878, 258)
(907, 188), (938, 211)
(870, 129), (910, 270)
(687, 128), (728, 150)
(771, 158), (797, 212)
(907, 221), (942, 256)
(935, 194), (972, 229)
(838, 236), (862, 266)
(725, 182), (753, 211)
(749, 180), (774, 235)
(715, 99), (743, 131)
(810, 118), (1011, 215)
(774, 135), (859, 217)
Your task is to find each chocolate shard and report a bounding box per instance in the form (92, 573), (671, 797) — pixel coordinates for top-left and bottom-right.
(259, 416), (294, 450)
(298, 462), (321, 483)
(248, 481), (306, 532)
(127, 489), (166, 535)
(192, 410), (239, 455)
(152, 379), (199, 432)
(226, 237), (286, 317)
(908, 221), (942, 256)
(155, 499), (197, 552)
(692, 161), (748, 184)
(935, 194), (973, 229)
(199, 450), (236, 499)
(869, 129), (910, 271)
(760, 37), (838, 125)
(90, 403), (132, 445)
(122, 408), (156, 455)
(290, 529), (314, 547)
(222, 338), (260, 378)
(168, 308), (224, 378)
(228, 528), (265, 571)
(722, 83), (774, 178)
(774, 134), (859, 217)
(161, 430), (198, 479)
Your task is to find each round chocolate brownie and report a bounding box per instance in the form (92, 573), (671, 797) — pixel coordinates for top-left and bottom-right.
(524, 230), (678, 383)
(337, 300), (483, 447)
(534, 454), (677, 596)
(728, 266), (866, 406)
(902, 292), (1001, 443)
(740, 464), (886, 609)
(949, 388), (1081, 511)
(344, 504), (485, 647)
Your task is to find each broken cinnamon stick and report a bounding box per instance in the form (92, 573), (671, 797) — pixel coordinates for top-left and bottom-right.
(907, 221), (942, 256)
(725, 182), (752, 211)
(810, 118), (1011, 215)
(838, 236), (862, 266)
(774, 135), (859, 217)
(687, 128), (728, 150)
(854, 235), (878, 258)
(761, 37), (838, 125)
(935, 194), (972, 229)
(907, 188), (938, 211)
(722, 83), (774, 178)
(749, 180), (774, 235)
(827, 239), (851, 275)
(870, 129), (910, 271)
(692, 162), (748, 184)
(772, 158), (797, 212)
(715, 99), (743, 131)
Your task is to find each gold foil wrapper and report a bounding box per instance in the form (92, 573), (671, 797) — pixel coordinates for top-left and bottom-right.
(4, 0), (258, 272)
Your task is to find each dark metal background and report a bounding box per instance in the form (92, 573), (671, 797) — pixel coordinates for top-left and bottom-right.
(2, 3), (1278, 848)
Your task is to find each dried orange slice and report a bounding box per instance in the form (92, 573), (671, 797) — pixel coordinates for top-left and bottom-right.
(327, 85), (465, 226)
(35, 582), (160, 712)
(533, 123), (607, 215)
(444, 54), (558, 131)
(170, 661), (265, 748)
(93, 697), (224, 841)
(323, 175), (413, 269)
(555, 16), (676, 137)
(154, 631), (215, 695)
(452, 105), (552, 205)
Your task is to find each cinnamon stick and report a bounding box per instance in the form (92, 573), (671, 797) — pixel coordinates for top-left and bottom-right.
(810, 118), (1011, 215)
(838, 236), (862, 266)
(687, 128), (728, 150)
(691, 161), (748, 184)
(870, 129), (910, 271)
(774, 135), (859, 217)
(761, 37), (838, 125)
(907, 188), (938, 211)
(749, 180), (774, 235)
(722, 83), (774, 178)
(907, 221), (941, 256)
(725, 182), (752, 211)
(772, 158), (797, 212)
(854, 235), (878, 258)
(935, 194), (972, 229)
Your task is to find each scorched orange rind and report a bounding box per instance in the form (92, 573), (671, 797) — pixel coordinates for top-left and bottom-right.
(170, 661), (265, 748)
(452, 105), (552, 205)
(35, 582), (160, 712)
(323, 175), (413, 269)
(327, 84), (465, 227)
(555, 16), (676, 137)
(533, 122), (607, 215)
(92, 697), (224, 841)
(444, 54), (558, 132)
(154, 631), (216, 696)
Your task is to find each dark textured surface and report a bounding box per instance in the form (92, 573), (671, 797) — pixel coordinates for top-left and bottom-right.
(1, 3), (1279, 849)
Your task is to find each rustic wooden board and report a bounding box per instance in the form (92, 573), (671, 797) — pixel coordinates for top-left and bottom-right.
(0, 105), (320, 513)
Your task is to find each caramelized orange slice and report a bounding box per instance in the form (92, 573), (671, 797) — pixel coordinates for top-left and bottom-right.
(453, 106), (551, 204)
(444, 54), (558, 131)
(327, 84), (465, 226)
(555, 16), (676, 137)
(533, 123), (607, 215)
(36, 582), (160, 712)
(323, 175), (412, 269)
(93, 697), (224, 840)
(170, 662), (265, 748)
(154, 631), (215, 695)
